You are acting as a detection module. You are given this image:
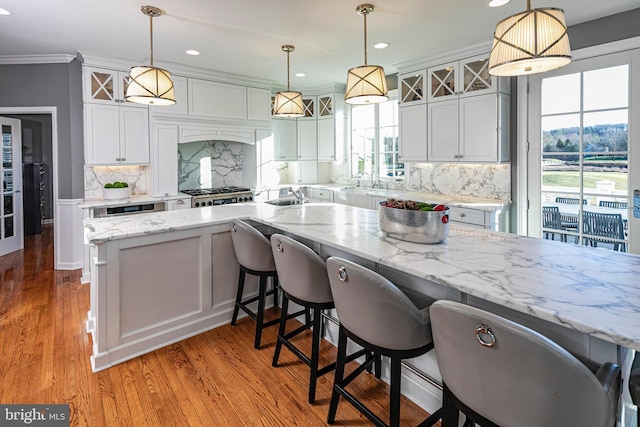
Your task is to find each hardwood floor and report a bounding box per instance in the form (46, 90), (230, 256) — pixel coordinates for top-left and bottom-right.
(0, 224), (438, 426)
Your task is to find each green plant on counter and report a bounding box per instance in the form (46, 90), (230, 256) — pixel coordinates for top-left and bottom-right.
(104, 181), (129, 189)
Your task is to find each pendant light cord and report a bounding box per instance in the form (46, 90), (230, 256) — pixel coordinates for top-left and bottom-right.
(363, 11), (368, 65)
(286, 50), (291, 90)
(149, 13), (154, 66)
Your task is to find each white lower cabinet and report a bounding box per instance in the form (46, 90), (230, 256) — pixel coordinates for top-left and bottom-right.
(333, 191), (370, 209)
(85, 104), (150, 165)
(166, 198), (191, 210)
(448, 205), (510, 231)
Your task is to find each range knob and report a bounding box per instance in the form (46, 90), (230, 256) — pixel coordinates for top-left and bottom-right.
(194, 202), (200, 207)
(207, 201), (213, 206)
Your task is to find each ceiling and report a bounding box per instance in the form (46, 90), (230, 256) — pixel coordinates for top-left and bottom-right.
(0, 0), (638, 89)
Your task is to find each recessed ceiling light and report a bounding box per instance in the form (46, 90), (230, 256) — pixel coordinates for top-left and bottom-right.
(489, 0), (510, 7)
(0, 7), (11, 15)
(295, 73), (306, 77)
(374, 42), (389, 49)
(186, 50), (200, 56)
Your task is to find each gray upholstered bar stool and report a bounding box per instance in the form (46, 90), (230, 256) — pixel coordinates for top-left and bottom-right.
(325, 256), (442, 427)
(270, 234), (360, 404)
(230, 219), (281, 349)
(629, 352), (640, 427)
(430, 300), (621, 427)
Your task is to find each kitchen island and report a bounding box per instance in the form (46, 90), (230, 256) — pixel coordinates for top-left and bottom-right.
(84, 202), (640, 419)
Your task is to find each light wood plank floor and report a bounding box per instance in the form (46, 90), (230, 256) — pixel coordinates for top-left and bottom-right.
(0, 224), (439, 426)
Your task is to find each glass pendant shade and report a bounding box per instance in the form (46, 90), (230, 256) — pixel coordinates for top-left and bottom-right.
(125, 5), (176, 106)
(345, 65), (388, 104)
(126, 66), (176, 105)
(489, 5), (571, 76)
(272, 90), (304, 117)
(345, 4), (388, 105)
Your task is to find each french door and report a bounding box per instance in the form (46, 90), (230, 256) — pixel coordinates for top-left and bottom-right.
(0, 116), (23, 257)
(527, 49), (640, 254)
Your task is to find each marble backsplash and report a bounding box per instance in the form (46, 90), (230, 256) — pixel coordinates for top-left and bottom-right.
(84, 166), (147, 198)
(178, 140), (243, 191)
(327, 161), (511, 201)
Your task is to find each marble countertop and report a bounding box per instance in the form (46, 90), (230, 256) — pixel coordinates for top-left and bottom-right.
(288, 184), (510, 211)
(79, 194), (190, 209)
(83, 202), (640, 351)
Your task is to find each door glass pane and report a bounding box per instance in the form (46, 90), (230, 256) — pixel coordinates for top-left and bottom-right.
(2, 147), (12, 168)
(2, 125), (11, 146)
(3, 171), (12, 191)
(401, 74), (424, 102)
(4, 216), (13, 239)
(584, 65), (628, 111)
(90, 72), (115, 101)
(463, 59), (491, 93)
(542, 114), (580, 153)
(541, 73), (580, 115)
(583, 110), (628, 152)
(430, 67), (455, 98)
(4, 194), (12, 215)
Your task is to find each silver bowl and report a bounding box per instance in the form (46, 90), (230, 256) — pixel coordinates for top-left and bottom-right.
(378, 203), (450, 244)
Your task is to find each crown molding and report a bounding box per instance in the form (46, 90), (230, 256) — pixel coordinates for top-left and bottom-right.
(0, 54), (76, 65)
(394, 40), (493, 74)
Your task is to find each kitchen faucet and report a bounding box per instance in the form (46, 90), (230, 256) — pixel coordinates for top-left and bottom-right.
(288, 187), (305, 203)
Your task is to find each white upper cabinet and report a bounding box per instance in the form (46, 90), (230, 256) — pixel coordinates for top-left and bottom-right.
(188, 78), (247, 119)
(427, 54), (506, 102)
(317, 92), (346, 161)
(83, 66), (150, 165)
(297, 120), (318, 160)
(247, 87), (272, 121)
(398, 70), (427, 105)
(85, 104), (150, 165)
(428, 93), (510, 163)
(300, 96), (316, 120)
(398, 103), (428, 162)
(150, 75), (188, 115)
(273, 119), (297, 161)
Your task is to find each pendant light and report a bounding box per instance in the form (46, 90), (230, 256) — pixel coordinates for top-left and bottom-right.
(488, 0), (571, 76)
(125, 5), (176, 106)
(272, 45), (304, 117)
(345, 4), (388, 105)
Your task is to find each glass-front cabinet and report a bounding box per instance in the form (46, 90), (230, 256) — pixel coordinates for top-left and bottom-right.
(83, 67), (135, 105)
(427, 54), (495, 101)
(300, 96), (315, 119)
(318, 94), (333, 117)
(398, 70), (427, 105)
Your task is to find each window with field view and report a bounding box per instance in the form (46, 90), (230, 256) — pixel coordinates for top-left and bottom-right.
(540, 64), (629, 251)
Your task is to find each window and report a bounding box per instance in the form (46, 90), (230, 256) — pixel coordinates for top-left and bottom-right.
(350, 93), (403, 181)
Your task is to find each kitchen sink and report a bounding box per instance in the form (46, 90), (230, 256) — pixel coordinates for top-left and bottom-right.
(264, 199), (305, 206)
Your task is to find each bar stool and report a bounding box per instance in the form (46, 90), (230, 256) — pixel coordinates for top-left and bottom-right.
(325, 256), (442, 427)
(628, 352), (640, 427)
(270, 234), (356, 404)
(430, 300), (621, 427)
(230, 219), (281, 349)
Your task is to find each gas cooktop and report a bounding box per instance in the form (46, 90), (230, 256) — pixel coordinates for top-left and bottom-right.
(181, 186), (251, 197)
(180, 186), (254, 208)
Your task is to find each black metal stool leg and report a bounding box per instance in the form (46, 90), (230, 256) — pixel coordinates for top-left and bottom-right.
(309, 307), (322, 404)
(254, 273), (268, 349)
(389, 356), (402, 427)
(328, 327), (348, 424)
(272, 295), (289, 367)
(231, 269), (245, 326)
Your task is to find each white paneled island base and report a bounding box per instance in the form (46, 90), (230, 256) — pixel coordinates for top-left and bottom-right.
(84, 202), (640, 423)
